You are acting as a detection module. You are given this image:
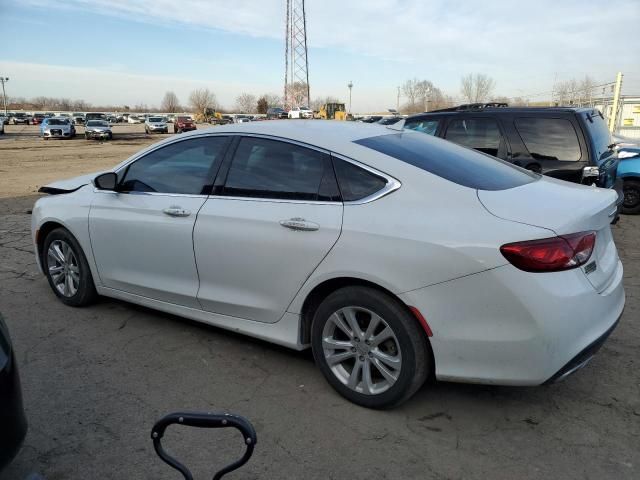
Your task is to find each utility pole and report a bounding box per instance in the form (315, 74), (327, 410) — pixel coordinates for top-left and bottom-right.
(0, 77), (8, 116)
(608, 71), (623, 133)
(283, 0), (310, 109)
(347, 81), (353, 114)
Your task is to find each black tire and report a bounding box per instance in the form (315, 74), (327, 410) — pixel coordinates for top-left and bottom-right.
(42, 228), (97, 307)
(622, 179), (640, 215)
(85, 134), (90, 140)
(311, 286), (431, 408)
(107, 132), (112, 141)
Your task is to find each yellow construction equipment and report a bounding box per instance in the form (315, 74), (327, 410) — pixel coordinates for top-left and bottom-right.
(319, 103), (347, 120)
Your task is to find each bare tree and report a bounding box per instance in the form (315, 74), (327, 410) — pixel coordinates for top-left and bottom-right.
(263, 93), (282, 108)
(311, 96), (341, 111)
(161, 91), (180, 113)
(235, 93), (257, 113)
(579, 75), (596, 106)
(189, 88), (217, 117)
(285, 82), (309, 108)
(460, 73), (495, 103)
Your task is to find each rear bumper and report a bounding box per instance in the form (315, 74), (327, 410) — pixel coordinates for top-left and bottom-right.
(399, 260), (625, 386)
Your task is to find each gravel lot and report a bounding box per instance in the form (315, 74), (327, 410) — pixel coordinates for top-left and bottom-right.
(0, 128), (639, 479)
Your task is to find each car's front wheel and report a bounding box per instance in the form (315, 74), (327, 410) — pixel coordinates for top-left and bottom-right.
(311, 286), (431, 408)
(622, 179), (640, 214)
(43, 228), (97, 307)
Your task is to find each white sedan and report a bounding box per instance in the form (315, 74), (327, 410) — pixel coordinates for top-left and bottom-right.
(31, 121), (624, 408)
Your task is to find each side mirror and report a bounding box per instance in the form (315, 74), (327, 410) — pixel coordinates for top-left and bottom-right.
(582, 166), (600, 179)
(94, 172), (118, 191)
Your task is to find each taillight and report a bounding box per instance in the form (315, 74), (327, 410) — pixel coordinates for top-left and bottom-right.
(500, 231), (596, 273)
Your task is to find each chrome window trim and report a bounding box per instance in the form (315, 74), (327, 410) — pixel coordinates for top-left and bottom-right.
(92, 188), (208, 199)
(330, 153), (402, 205)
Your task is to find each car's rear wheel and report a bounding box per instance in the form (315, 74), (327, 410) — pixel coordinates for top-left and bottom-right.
(311, 286), (431, 408)
(43, 228), (97, 307)
(622, 179), (640, 214)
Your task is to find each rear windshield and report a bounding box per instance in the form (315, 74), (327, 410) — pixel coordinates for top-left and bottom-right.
(354, 132), (537, 191)
(149, 117), (163, 122)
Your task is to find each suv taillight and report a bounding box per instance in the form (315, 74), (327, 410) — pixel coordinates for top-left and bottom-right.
(500, 231), (596, 273)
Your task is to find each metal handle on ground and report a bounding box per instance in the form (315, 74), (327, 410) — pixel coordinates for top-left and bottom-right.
(151, 411), (257, 480)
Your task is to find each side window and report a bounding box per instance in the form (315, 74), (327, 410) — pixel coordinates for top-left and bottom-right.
(333, 158), (387, 201)
(223, 137), (336, 201)
(445, 118), (505, 157)
(514, 118), (581, 161)
(404, 119), (439, 136)
(120, 137), (227, 194)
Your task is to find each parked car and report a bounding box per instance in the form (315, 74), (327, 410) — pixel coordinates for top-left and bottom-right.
(72, 113), (85, 125)
(288, 106), (313, 119)
(85, 120), (113, 140)
(31, 113), (46, 125)
(615, 145), (640, 214)
(85, 112), (107, 123)
(377, 116), (402, 125)
(128, 115), (143, 124)
(267, 107), (288, 120)
(0, 313), (27, 471)
(0, 117), (5, 134)
(11, 113), (30, 125)
(145, 116), (169, 134)
(32, 122), (624, 408)
(235, 115), (252, 124)
(173, 116), (196, 133)
(2, 115), (10, 125)
(358, 116), (383, 123)
(40, 117), (76, 139)
(404, 105), (624, 219)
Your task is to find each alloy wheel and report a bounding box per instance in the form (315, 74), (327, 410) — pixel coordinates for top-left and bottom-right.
(322, 306), (402, 395)
(47, 240), (80, 297)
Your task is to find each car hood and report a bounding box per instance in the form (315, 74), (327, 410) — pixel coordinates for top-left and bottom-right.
(39, 172), (103, 194)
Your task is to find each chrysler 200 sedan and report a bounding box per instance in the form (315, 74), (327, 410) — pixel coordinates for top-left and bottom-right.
(31, 121), (625, 408)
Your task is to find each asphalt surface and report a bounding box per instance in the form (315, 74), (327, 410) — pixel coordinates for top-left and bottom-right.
(0, 195), (639, 480)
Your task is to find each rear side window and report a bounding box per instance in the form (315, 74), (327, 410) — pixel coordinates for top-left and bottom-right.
(354, 133), (537, 191)
(223, 137), (335, 201)
(404, 119), (439, 136)
(514, 118), (581, 161)
(444, 118), (505, 157)
(333, 159), (387, 201)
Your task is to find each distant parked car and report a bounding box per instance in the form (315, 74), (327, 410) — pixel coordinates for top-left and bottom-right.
(128, 115), (143, 124)
(11, 113), (30, 125)
(377, 116), (402, 125)
(145, 116), (169, 134)
(84, 120), (113, 140)
(85, 112), (107, 123)
(40, 117), (76, 139)
(31, 113), (46, 125)
(267, 107), (288, 120)
(173, 116), (196, 133)
(0, 117), (5, 134)
(72, 113), (85, 125)
(288, 106), (313, 119)
(2, 115), (10, 125)
(235, 115), (252, 124)
(359, 116), (383, 123)
(0, 314), (27, 472)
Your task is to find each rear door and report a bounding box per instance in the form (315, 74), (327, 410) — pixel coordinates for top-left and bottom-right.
(194, 136), (343, 323)
(443, 116), (510, 159)
(510, 116), (587, 182)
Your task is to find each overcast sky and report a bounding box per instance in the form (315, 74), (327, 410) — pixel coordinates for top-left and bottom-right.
(1, 0), (638, 112)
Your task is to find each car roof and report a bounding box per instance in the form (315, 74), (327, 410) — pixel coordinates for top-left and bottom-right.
(407, 106), (593, 120)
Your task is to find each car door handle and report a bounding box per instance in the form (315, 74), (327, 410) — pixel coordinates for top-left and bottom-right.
(162, 206), (191, 217)
(279, 218), (319, 231)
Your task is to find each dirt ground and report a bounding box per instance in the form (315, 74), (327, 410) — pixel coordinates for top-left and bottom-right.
(0, 128), (639, 479)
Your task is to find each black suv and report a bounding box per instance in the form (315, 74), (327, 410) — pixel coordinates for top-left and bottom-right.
(266, 107), (288, 120)
(404, 104), (623, 213)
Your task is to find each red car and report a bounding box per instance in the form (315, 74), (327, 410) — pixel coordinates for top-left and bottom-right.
(173, 116), (196, 133)
(31, 113), (46, 125)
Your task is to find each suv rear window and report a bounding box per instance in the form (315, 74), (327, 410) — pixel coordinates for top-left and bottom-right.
(354, 132), (537, 191)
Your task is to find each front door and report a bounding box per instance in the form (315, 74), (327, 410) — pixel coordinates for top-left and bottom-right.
(89, 135), (229, 307)
(195, 136), (343, 323)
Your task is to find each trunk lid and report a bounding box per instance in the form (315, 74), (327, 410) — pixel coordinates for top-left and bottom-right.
(478, 176), (620, 292)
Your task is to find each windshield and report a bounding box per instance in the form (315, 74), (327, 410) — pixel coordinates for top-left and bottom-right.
(87, 120), (108, 127)
(149, 117), (163, 122)
(354, 132), (538, 191)
(47, 119), (68, 125)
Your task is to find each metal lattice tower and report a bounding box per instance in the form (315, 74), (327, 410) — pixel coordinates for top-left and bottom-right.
(284, 0), (310, 109)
